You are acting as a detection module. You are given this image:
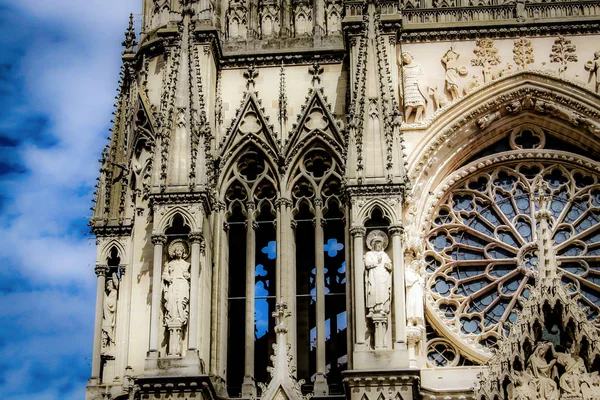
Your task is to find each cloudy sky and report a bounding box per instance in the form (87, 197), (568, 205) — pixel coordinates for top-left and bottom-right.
(0, 0), (138, 398)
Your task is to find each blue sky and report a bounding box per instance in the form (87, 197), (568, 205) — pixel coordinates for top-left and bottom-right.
(0, 1), (138, 398)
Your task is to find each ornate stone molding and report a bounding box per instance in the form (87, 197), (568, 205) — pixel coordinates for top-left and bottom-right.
(151, 233), (168, 245)
(401, 22), (600, 43)
(409, 73), (600, 183)
(95, 264), (110, 277)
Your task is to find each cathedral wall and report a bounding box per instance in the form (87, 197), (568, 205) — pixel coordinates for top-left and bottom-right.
(219, 63), (347, 144)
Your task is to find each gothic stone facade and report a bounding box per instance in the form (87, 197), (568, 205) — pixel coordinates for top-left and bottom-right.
(87, 1), (600, 400)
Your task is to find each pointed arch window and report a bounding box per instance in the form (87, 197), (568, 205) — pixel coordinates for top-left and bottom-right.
(291, 145), (347, 394)
(225, 148), (278, 397)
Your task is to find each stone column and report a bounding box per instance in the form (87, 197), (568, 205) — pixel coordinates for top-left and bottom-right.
(314, 198), (329, 396)
(188, 232), (204, 352)
(91, 264), (109, 382)
(390, 225), (406, 345)
(116, 263), (131, 380)
(149, 234), (167, 357)
(350, 226), (366, 346)
(242, 203), (257, 398)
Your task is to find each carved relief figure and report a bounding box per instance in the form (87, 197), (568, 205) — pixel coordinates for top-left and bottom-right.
(550, 36), (578, 76)
(405, 260), (425, 326)
(585, 50), (600, 93)
(101, 273), (119, 356)
(428, 86), (450, 111)
(514, 38), (535, 71)
(364, 231), (392, 317)
(471, 38), (501, 83)
(163, 240), (191, 326)
(553, 344), (587, 396)
(526, 342), (559, 400)
(441, 46), (467, 101)
(399, 51), (428, 123)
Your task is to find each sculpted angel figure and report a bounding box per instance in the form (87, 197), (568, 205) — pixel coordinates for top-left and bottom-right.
(163, 240), (191, 326)
(405, 260), (425, 326)
(399, 51), (428, 123)
(364, 231), (392, 318)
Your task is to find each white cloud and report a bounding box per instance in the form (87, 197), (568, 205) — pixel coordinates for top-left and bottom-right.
(0, 0), (139, 397)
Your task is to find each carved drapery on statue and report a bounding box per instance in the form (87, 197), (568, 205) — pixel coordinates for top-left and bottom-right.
(405, 260), (425, 327)
(162, 239), (191, 356)
(399, 51), (428, 124)
(364, 230), (392, 349)
(101, 272), (119, 357)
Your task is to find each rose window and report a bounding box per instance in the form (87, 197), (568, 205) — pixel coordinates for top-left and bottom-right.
(425, 158), (600, 357)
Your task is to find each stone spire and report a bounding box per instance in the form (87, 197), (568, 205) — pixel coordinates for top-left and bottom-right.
(122, 13), (137, 55)
(258, 303), (312, 400)
(345, 1), (407, 186)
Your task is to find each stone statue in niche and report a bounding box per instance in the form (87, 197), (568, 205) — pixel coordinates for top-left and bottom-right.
(405, 260), (425, 326)
(101, 272), (119, 357)
(585, 51), (600, 94)
(364, 230), (392, 349)
(163, 239), (191, 356)
(441, 46), (467, 101)
(399, 51), (428, 124)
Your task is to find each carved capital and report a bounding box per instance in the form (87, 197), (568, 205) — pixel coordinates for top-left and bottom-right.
(151, 233), (168, 246)
(389, 225), (404, 237)
(406, 326), (423, 345)
(95, 264), (110, 277)
(350, 225), (366, 238)
(275, 197), (293, 209)
(188, 231), (204, 244)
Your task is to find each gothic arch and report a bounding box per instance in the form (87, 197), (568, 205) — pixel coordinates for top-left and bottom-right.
(99, 239), (127, 265)
(217, 142), (281, 204)
(154, 207), (200, 233)
(409, 72), (600, 230)
(355, 199), (399, 226)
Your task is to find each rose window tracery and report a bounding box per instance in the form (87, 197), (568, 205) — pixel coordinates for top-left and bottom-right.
(425, 157), (600, 357)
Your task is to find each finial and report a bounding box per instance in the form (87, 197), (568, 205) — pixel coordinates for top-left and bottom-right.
(272, 302), (291, 334)
(122, 13), (137, 55)
(243, 65), (259, 91)
(309, 60), (324, 87)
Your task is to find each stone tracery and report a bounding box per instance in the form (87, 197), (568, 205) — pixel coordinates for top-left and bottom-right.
(426, 154), (600, 357)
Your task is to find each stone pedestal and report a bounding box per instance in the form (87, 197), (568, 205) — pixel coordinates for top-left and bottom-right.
(144, 351), (204, 376)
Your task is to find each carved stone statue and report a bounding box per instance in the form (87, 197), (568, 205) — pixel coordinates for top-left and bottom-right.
(163, 240), (191, 355)
(364, 230), (393, 349)
(585, 50), (600, 94)
(399, 51), (428, 123)
(441, 47), (467, 101)
(526, 342), (559, 400)
(405, 260), (425, 326)
(553, 344), (587, 396)
(101, 273), (119, 357)
(364, 231), (392, 317)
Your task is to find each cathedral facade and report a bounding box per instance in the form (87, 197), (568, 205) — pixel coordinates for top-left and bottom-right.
(87, 1), (600, 399)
